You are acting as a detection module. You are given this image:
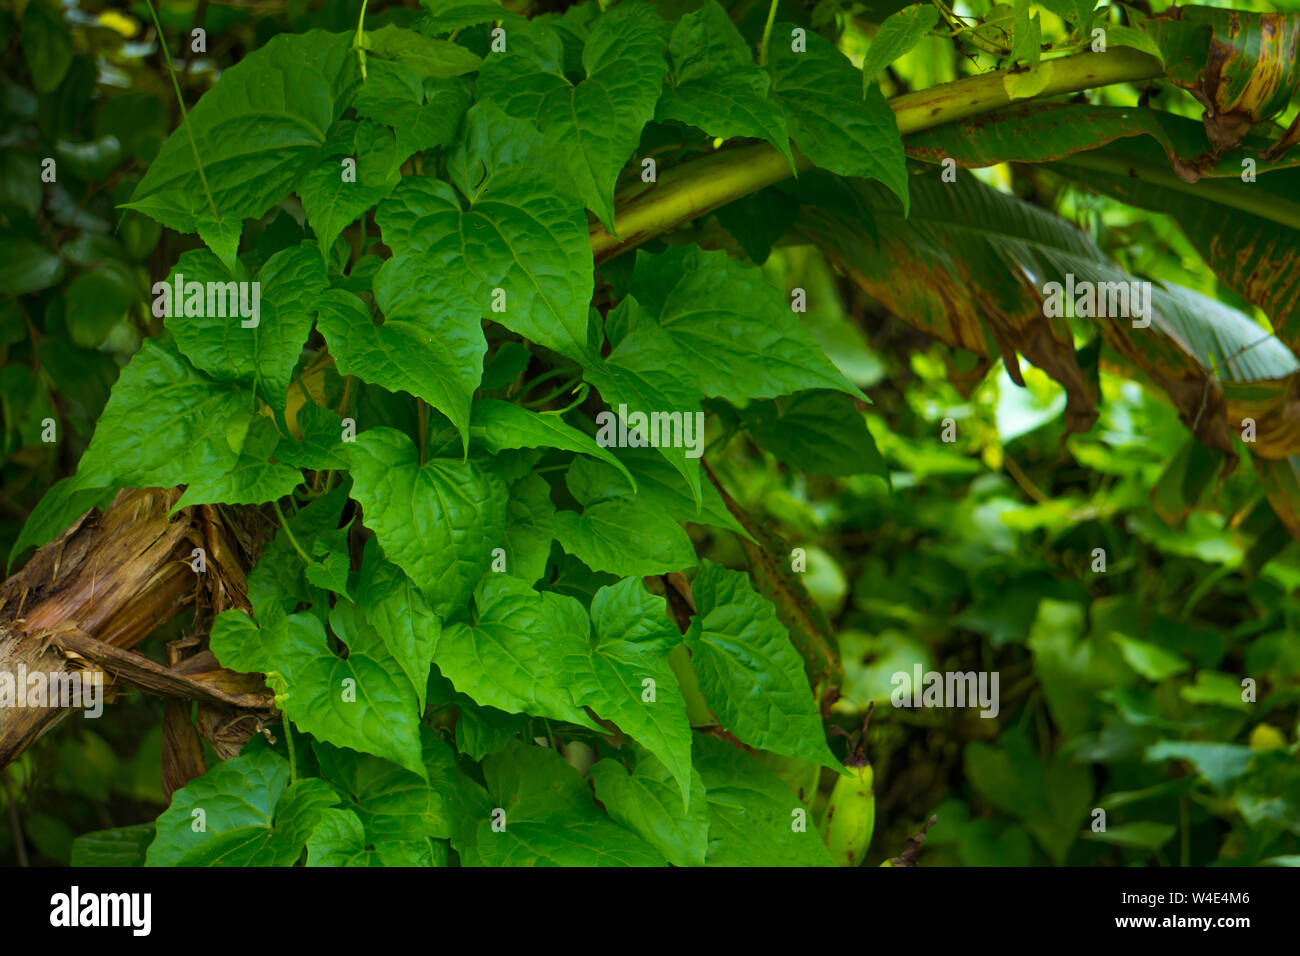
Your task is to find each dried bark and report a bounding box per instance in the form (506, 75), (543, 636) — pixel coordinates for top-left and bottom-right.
(0, 488), (271, 768)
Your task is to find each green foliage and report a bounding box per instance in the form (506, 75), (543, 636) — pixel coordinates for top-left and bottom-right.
(3, 0), (1299, 871)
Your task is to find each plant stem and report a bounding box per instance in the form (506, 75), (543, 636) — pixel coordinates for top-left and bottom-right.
(590, 48), (1164, 263)
(758, 0), (780, 67)
(272, 500), (311, 564)
(144, 0), (218, 222)
(283, 718), (298, 785)
(354, 0), (370, 79)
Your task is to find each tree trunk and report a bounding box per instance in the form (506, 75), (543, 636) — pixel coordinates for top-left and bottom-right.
(0, 488), (264, 767)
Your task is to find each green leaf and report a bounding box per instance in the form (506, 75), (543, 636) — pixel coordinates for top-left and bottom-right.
(306, 808), (442, 866)
(1180, 670), (1252, 712)
(357, 536), (441, 712)
(376, 104), (595, 364)
(436, 574), (602, 730)
(1109, 632), (1189, 681)
(71, 340), (255, 492)
(469, 399), (635, 490)
(0, 237), (65, 295)
(501, 472), (555, 584)
(173, 417), (302, 510)
(418, 0), (521, 35)
(585, 296), (705, 504)
(313, 737), (453, 842)
(353, 60), (472, 164)
(346, 427), (507, 616)
(768, 26), (908, 212)
(565, 578), (692, 804)
(462, 741), (667, 866)
(1008, 0), (1042, 67)
(564, 447), (744, 537)
(298, 120), (401, 261)
(126, 32), (359, 262)
(210, 608), (271, 675)
(1145, 741), (1254, 792)
(685, 560), (838, 769)
(318, 261), (485, 450)
(1083, 821), (1176, 850)
(65, 272), (133, 349)
(286, 602), (427, 778)
(692, 734), (833, 866)
(554, 499), (697, 577)
(21, 0), (73, 94)
(630, 246), (866, 403)
(590, 749), (709, 866)
(367, 24), (483, 78)
(1103, 23), (1164, 62)
(70, 823), (154, 867)
(860, 4), (940, 86)
(656, 0), (793, 168)
(146, 746), (337, 866)
(740, 390), (886, 478)
(475, 2), (669, 230)
(965, 727), (1093, 864)
(244, 485), (351, 624)
(277, 403), (348, 471)
(161, 242), (330, 409)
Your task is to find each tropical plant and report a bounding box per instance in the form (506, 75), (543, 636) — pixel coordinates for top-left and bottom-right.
(1, 0), (1298, 868)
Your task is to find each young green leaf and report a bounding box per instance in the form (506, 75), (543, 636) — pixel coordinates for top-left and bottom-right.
(377, 105), (595, 365)
(126, 32), (360, 263)
(161, 242), (330, 410)
(357, 536), (442, 712)
(768, 26), (909, 212)
(475, 2), (669, 230)
(554, 500), (698, 577)
(693, 733), (834, 866)
(469, 399), (635, 490)
(656, 0), (794, 169)
(460, 741), (668, 866)
(346, 427), (508, 616)
(146, 746), (339, 867)
(306, 808), (444, 866)
(590, 748), (709, 866)
(70, 339), (255, 493)
(629, 246), (867, 403)
(565, 578), (693, 804)
(685, 561), (840, 769)
(317, 261), (486, 451)
(860, 5), (940, 87)
(435, 575), (602, 730)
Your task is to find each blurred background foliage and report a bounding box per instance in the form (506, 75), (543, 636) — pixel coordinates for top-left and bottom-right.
(3, 0), (1300, 866)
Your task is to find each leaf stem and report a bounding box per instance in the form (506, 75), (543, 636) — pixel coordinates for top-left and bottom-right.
(143, 0), (219, 222)
(283, 717), (298, 785)
(758, 0), (779, 67)
(354, 0), (371, 79)
(272, 500), (312, 565)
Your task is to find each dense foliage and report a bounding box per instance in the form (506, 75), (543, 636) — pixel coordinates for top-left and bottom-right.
(2, 0), (1299, 867)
